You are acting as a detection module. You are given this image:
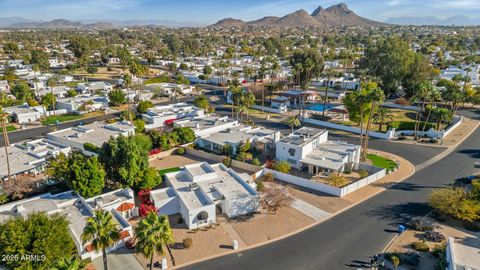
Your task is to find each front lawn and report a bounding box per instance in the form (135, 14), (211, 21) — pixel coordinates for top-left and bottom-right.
(6, 125), (16, 132)
(367, 154), (397, 171)
(158, 167), (181, 177)
(41, 114), (83, 125)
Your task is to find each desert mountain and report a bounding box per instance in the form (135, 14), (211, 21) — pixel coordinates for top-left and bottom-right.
(9, 19), (115, 29)
(210, 3), (385, 28)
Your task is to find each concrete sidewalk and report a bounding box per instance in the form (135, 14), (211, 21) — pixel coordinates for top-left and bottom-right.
(291, 198), (331, 221)
(93, 248), (143, 270)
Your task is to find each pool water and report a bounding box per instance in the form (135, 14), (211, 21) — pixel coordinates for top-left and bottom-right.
(307, 104), (336, 112)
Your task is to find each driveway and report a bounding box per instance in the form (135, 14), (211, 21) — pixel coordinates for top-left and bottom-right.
(93, 248), (144, 270)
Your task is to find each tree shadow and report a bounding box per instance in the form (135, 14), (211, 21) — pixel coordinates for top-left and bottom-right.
(387, 182), (441, 191)
(458, 149), (480, 159)
(364, 202), (431, 227)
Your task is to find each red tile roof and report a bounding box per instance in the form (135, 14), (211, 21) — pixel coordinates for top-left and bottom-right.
(116, 202), (135, 212)
(119, 230), (131, 240)
(85, 243), (94, 253)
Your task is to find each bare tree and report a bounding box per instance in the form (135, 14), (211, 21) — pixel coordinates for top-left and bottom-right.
(260, 185), (294, 214)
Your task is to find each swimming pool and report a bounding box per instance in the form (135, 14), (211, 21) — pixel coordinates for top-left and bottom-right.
(307, 104), (336, 112)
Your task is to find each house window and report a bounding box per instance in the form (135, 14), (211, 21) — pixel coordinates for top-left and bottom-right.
(288, 148), (296, 157)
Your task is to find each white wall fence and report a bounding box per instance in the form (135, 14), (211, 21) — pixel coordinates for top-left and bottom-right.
(258, 165), (386, 197)
(382, 102), (420, 111)
(251, 105), (287, 114)
(45, 109), (68, 116)
(185, 148), (262, 173)
(303, 117), (395, 140)
(304, 115), (463, 140)
(395, 116), (463, 139)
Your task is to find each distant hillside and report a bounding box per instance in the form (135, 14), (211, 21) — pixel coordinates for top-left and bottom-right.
(386, 15), (480, 26)
(8, 19), (115, 29)
(0, 18), (205, 28)
(210, 3), (386, 28)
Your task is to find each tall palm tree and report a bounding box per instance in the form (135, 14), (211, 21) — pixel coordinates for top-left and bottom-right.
(0, 106), (11, 187)
(135, 212), (174, 270)
(322, 69), (336, 117)
(363, 84), (385, 161)
(373, 107), (393, 132)
(413, 82), (434, 140)
(82, 210), (120, 270)
(286, 114), (301, 134)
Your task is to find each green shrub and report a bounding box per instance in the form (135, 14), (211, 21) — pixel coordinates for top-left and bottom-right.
(412, 241), (430, 252)
(358, 170), (369, 178)
(396, 121), (436, 131)
(222, 157), (232, 167)
(256, 181), (264, 191)
(264, 173), (274, 182)
(252, 158), (261, 166)
(274, 161), (291, 173)
(183, 237), (193, 249)
(344, 170), (351, 174)
(177, 147), (186, 155)
(432, 244), (446, 258)
(83, 143), (99, 153)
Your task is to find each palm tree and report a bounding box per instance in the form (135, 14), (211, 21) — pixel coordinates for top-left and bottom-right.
(373, 107), (393, 132)
(362, 83), (385, 161)
(412, 82), (434, 140)
(242, 90), (256, 121)
(135, 212), (174, 270)
(286, 114), (301, 134)
(0, 106), (11, 187)
(82, 210), (120, 270)
(322, 69), (336, 117)
(432, 107), (453, 130)
(52, 255), (83, 270)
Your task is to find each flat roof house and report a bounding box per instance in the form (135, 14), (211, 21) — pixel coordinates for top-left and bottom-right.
(142, 102), (204, 130)
(0, 188), (136, 260)
(276, 127), (360, 173)
(196, 125), (280, 156)
(77, 82), (113, 94)
(174, 114), (239, 137)
(0, 139), (71, 181)
(55, 95), (109, 114)
(279, 90), (317, 106)
(446, 237), (480, 270)
(5, 105), (45, 124)
(46, 121), (135, 154)
(150, 163), (259, 229)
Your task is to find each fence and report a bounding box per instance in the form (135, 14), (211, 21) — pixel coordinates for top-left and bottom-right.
(148, 147), (179, 161)
(251, 105), (287, 114)
(258, 165), (386, 197)
(303, 117), (395, 140)
(185, 148), (262, 173)
(395, 116), (463, 139)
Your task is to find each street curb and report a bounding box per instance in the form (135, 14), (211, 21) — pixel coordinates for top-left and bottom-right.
(173, 153), (416, 269)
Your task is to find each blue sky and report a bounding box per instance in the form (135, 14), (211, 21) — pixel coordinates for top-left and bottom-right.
(1, 0), (479, 23)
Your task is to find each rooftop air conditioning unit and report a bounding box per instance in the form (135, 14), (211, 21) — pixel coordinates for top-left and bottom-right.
(189, 183), (199, 191)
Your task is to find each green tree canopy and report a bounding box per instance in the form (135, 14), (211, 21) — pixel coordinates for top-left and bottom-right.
(108, 89), (127, 106)
(137, 100), (154, 114)
(0, 213), (76, 270)
(41, 92), (57, 110)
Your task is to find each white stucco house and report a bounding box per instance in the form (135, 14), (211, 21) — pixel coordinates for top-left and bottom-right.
(0, 188), (137, 260)
(4, 105), (45, 124)
(276, 127), (361, 174)
(142, 102), (204, 130)
(46, 121), (135, 154)
(150, 162), (259, 229)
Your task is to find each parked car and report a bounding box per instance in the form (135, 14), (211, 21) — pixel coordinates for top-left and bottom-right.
(475, 161), (480, 168)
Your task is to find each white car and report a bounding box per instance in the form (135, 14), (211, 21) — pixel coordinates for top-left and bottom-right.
(475, 162), (480, 168)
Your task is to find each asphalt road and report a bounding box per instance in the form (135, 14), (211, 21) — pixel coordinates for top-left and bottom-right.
(182, 127), (480, 270)
(0, 112), (119, 146)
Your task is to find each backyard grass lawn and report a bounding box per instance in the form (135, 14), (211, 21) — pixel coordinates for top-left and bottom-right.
(331, 109), (433, 132)
(158, 167), (181, 176)
(367, 154), (397, 171)
(6, 125), (17, 132)
(41, 114), (83, 125)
